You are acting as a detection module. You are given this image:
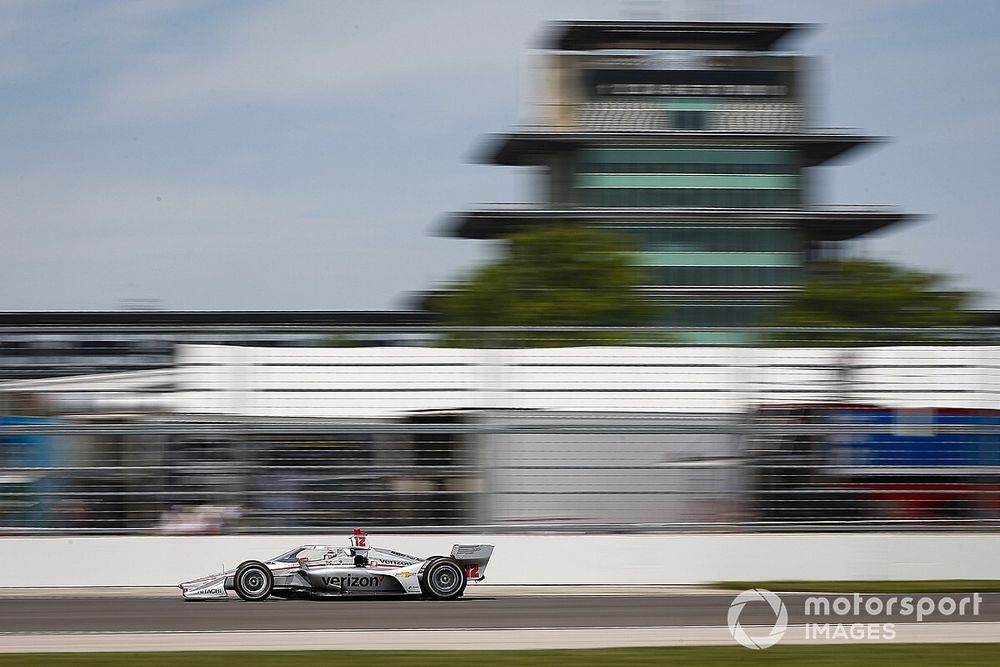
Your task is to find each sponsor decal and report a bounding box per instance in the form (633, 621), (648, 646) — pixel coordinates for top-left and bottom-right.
(321, 574), (383, 588)
(370, 559), (410, 568)
(397, 571), (414, 578)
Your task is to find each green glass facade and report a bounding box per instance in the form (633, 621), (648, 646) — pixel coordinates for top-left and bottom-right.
(596, 224), (802, 291)
(604, 224), (800, 253)
(582, 150), (805, 331)
(577, 147), (799, 208)
(646, 266), (799, 287)
(652, 302), (782, 326)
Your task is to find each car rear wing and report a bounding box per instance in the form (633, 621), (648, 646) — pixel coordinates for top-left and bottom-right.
(450, 544), (494, 582)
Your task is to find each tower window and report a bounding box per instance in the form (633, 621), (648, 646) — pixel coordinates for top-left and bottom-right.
(673, 110), (706, 130)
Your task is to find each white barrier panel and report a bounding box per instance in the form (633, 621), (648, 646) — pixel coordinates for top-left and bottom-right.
(167, 344), (1000, 418)
(3, 533), (1000, 587)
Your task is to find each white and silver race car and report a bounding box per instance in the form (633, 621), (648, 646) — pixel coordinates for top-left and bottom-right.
(179, 529), (493, 601)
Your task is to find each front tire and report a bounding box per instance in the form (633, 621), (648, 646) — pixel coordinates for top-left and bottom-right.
(234, 560), (273, 601)
(420, 557), (466, 600)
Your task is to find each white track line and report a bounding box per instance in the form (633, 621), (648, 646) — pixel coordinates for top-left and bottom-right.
(0, 585), (720, 598)
(1, 623), (999, 652)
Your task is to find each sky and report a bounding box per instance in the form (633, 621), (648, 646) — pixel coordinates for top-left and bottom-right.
(1, 0), (998, 311)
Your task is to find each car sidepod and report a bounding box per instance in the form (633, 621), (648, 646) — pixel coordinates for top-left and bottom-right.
(297, 563), (421, 596)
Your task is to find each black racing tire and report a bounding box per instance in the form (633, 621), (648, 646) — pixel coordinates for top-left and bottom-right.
(420, 557), (467, 600)
(234, 560), (273, 602)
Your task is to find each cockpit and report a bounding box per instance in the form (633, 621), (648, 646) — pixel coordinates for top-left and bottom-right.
(270, 546), (339, 563)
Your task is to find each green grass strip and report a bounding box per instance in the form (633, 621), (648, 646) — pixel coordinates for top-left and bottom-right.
(2, 646), (1000, 667)
(714, 580), (1000, 594)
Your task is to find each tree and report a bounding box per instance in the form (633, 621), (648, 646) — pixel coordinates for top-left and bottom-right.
(770, 258), (979, 343)
(431, 225), (653, 346)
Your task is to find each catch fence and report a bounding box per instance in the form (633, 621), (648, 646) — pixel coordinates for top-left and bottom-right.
(1, 325), (999, 534)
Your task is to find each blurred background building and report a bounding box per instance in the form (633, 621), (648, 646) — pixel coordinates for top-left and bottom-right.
(446, 21), (916, 340)
(0, 310), (430, 382)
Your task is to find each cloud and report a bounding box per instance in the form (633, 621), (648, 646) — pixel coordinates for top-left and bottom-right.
(0, 172), (306, 306)
(85, 0), (565, 123)
(1, 174), (279, 259)
(0, 169), (488, 310)
(0, 2), (39, 82)
(4, 0), (997, 311)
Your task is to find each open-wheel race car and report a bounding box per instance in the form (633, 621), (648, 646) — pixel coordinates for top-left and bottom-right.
(179, 529), (493, 601)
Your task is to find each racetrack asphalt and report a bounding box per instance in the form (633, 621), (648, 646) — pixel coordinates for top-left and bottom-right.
(2, 593), (999, 634)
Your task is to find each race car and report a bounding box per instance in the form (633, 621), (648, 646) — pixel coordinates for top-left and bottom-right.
(179, 529), (493, 601)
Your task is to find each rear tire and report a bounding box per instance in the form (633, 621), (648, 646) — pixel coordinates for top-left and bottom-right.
(234, 560), (273, 601)
(420, 557), (466, 600)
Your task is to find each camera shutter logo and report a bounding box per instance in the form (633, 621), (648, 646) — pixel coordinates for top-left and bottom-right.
(727, 588), (788, 649)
